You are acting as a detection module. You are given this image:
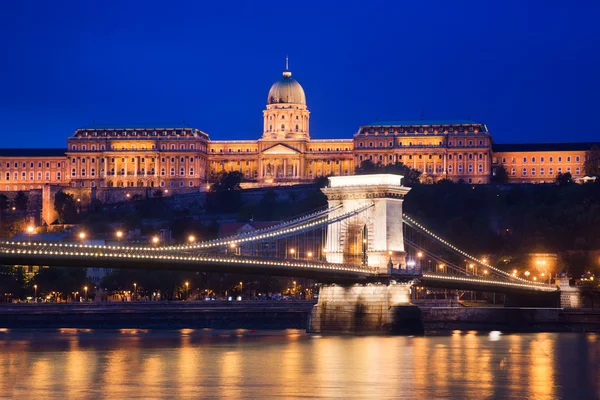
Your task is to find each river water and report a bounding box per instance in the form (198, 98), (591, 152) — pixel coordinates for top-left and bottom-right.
(0, 329), (598, 399)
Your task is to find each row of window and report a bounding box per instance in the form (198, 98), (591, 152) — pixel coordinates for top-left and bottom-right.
(77, 130), (201, 138)
(70, 143), (202, 151)
(72, 167), (197, 177)
(357, 139), (486, 148)
(364, 126), (481, 135)
(496, 155), (583, 164)
(71, 156), (201, 164)
(358, 153), (486, 162)
(4, 172), (61, 181)
(1, 162), (62, 169)
(511, 167), (580, 177)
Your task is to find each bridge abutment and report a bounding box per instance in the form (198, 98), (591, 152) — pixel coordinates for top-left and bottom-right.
(308, 283), (424, 334)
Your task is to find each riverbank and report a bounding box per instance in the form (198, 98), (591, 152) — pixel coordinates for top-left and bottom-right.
(422, 307), (600, 333)
(1, 302), (600, 332)
(0, 301), (316, 330)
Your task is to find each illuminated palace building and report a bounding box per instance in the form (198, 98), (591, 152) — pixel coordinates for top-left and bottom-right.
(0, 64), (598, 191)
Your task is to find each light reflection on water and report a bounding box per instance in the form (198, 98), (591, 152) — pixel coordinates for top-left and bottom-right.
(0, 329), (598, 399)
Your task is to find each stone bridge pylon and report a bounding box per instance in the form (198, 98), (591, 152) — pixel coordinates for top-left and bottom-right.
(321, 174), (411, 275)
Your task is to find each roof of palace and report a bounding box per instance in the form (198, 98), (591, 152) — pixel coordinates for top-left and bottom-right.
(77, 123), (196, 129)
(362, 119), (484, 127)
(493, 142), (600, 152)
(0, 148), (67, 157)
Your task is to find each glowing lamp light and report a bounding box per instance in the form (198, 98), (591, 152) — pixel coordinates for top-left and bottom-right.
(79, 232), (86, 240)
(307, 252), (313, 258)
(188, 235), (195, 243)
(152, 236), (159, 244)
(417, 252), (423, 258)
(27, 226), (34, 234)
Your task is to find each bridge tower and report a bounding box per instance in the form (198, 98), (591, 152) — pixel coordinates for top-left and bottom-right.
(321, 174), (411, 275)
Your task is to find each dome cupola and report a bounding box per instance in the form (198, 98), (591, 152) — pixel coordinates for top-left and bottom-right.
(267, 59), (306, 105)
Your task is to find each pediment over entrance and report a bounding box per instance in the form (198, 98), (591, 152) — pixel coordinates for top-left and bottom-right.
(261, 143), (300, 155)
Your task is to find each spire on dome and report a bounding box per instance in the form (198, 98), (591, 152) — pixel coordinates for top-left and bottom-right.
(283, 56), (291, 77)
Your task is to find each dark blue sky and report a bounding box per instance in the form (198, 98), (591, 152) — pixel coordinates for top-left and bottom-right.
(1, 0), (598, 148)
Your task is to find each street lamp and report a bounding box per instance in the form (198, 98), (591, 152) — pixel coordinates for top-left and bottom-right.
(289, 248), (295, 258)
(188, 235), (195, 244)
(33, 284), (37, 302)
(482, 257), (488, 264)
(239, 281), (243, 297)
(524, 271), (531, 279)
(152, 236), (159, 246)
(116, 230), (123, 243)
(79, 232), (86, 245)
(133, 282), (137, 300)
(185, 281), (189, 299)
(307, 251), (313, 258)
(229, 242), (237, 255)
(27, 226), (34, 242)
(84, 286), (88, 301)
(439, 264), (445, 273)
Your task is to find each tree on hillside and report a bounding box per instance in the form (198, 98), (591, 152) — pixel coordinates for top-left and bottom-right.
(207, 171), (243, 212)
(555, 172), (573, 186)
(584, 145), (600, 177)
(0, 194), (8, 214)
(354, 160), (421, 186)
(54, 191), (78, 223)
(491, 165), (509, 184)
(313, 175), (329, 188)
(14, 191), (28, 211)
(210, 171), (243, 192)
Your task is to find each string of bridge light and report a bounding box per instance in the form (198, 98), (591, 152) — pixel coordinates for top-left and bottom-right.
(403, 214), (548, 286)
(422, 273), (558, 292)
(3, 203), (370, 254)
(166, 204), (343, 251)
(0, 205), (340, 254)
(0, 247), (379, 275)
(172, 202), (374, 250)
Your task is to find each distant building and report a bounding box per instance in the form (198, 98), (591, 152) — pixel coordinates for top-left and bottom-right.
(0, 63), (597, 189)
(492, 143), (599, 183)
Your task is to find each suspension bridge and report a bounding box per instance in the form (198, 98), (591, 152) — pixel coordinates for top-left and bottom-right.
(0, 175), (555, 294)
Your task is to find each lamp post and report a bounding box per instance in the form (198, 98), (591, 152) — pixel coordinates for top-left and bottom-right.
(33, 284), (37, 303)
(133, 282), (137, 300)
(79, 232), (86, 245)
(239, 281), (243, 298)
(289, 248), (295, 259)
(116, 230), (123, 243)
(27, 226), (34, 242)
(188, 235), (195, 244)
(185, 281), (189, 300)
(152, 236), (159, 246)
(84, 286), (88, 301)
(307, 251), (313, 259)
(524, 271), (531, 279)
